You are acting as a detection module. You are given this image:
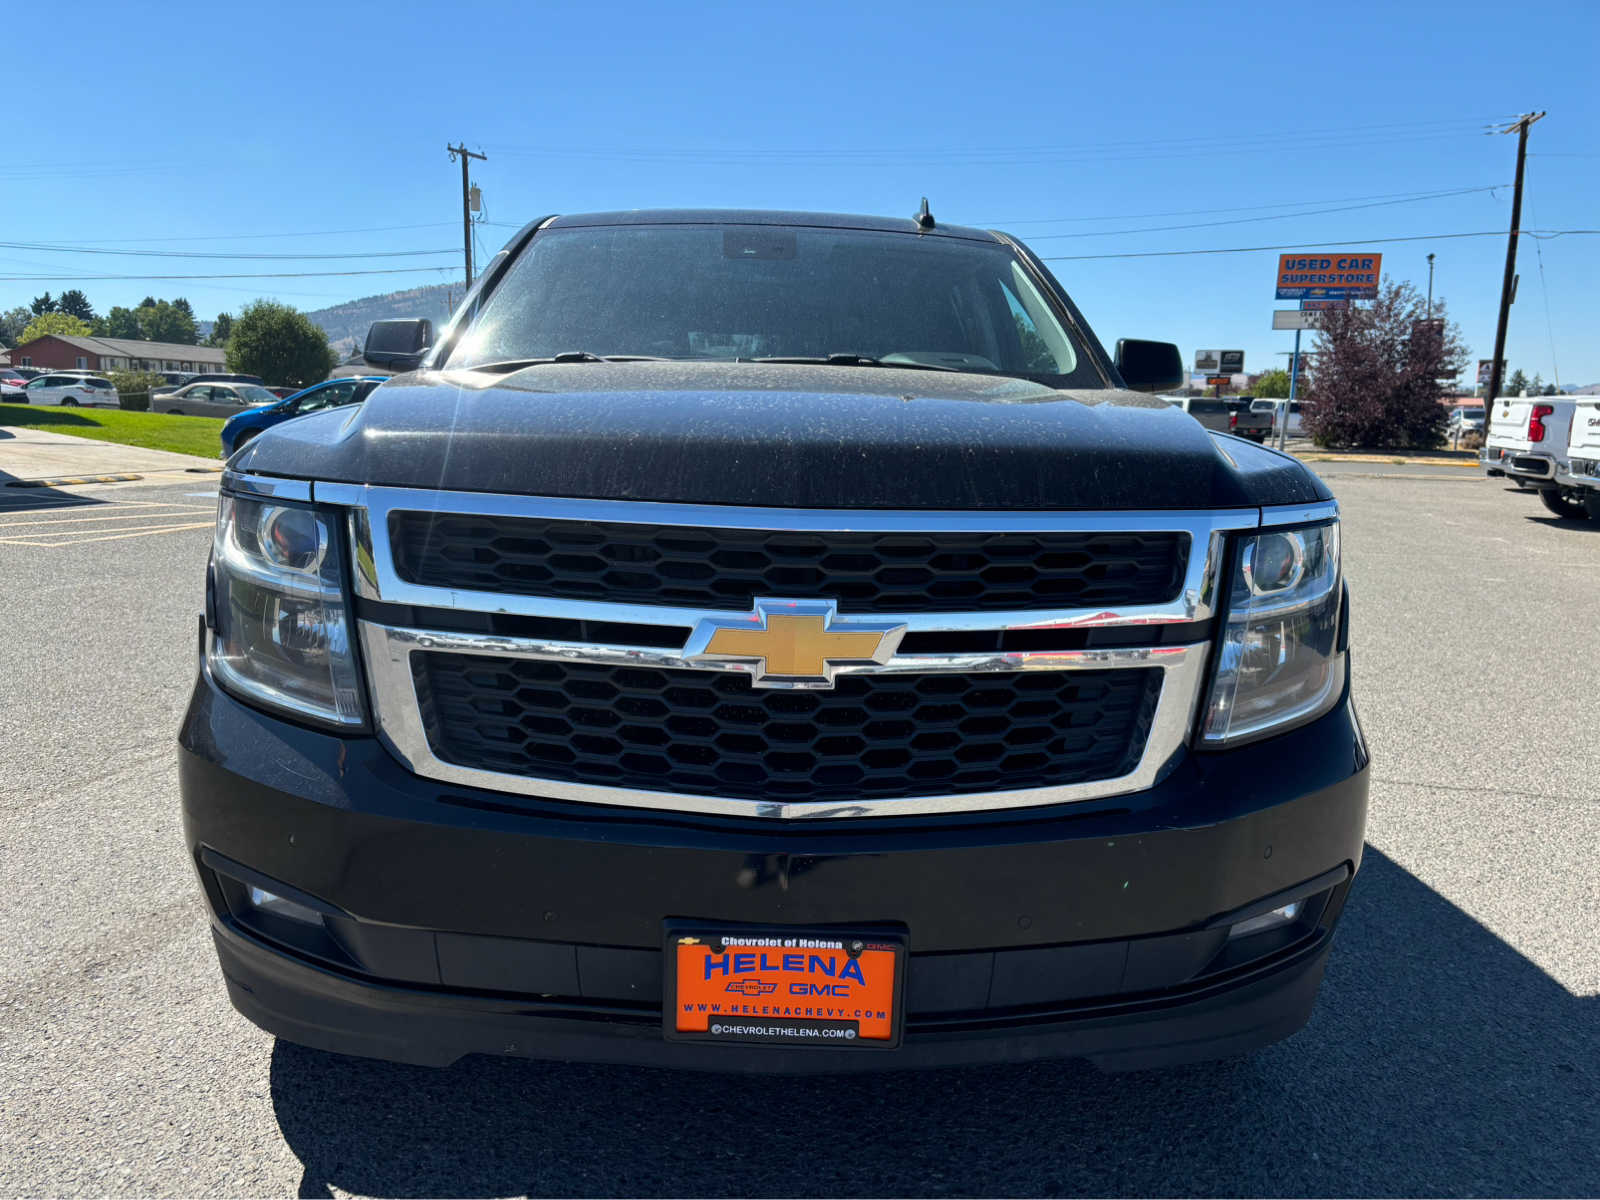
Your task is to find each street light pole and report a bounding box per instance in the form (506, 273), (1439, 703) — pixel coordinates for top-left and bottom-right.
(1426, 253), (1436, 319)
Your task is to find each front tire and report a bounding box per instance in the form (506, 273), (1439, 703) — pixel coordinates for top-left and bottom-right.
(62, 398), (79, 407)
(1538, 487), (1591, 520)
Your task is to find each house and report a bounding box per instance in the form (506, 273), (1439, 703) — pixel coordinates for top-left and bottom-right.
(7, 334), (226, 375)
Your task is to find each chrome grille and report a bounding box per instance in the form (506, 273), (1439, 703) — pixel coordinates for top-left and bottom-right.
(274, 481), (1294, 819)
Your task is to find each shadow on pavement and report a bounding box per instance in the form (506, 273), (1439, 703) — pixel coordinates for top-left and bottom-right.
(269, 848), (1597, 1198)
(0, 405), (97, 430)
(1525, 515), (1598, 531)
(0, 475), (108, 512)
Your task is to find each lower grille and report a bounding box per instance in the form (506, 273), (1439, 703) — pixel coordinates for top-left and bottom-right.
(411, 652), (1163, 804)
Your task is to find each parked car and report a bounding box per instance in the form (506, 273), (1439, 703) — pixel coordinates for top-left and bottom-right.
(1445, 405), (1485, 437)
(220, 376), (384, 455)
(20, 372), (120, 408)
(157, 381), (280, 418)
(1251, 398), (1307, 438)
(1552, 398), (1600, 520)
(185, 208), (1366, 1075)
(6, 366), (45, 381)
(152, 372), (267, 404)
(1166, 396), (1273, 442)
(1, 368), (30, 400)
(1482, 396), (1577, 513)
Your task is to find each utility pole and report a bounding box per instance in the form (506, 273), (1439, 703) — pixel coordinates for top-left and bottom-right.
(1485, 113), (1544, 415)
(1426, 253), (1436, 319)
(447, 143), (487, 288)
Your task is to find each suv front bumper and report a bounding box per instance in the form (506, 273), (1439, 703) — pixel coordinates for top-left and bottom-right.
(179, 662), (1369, 1073)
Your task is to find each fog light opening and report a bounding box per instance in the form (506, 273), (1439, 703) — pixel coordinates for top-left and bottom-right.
(245, 884), (324, 925)
(1228, 900), (1302, 940)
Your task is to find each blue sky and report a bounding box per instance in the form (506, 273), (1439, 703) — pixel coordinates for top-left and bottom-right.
(7, 0), (1598, 386)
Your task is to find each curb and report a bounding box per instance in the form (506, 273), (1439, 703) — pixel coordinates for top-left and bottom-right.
(6, 473), (145, 488)
(1298, 456), (1480, 468)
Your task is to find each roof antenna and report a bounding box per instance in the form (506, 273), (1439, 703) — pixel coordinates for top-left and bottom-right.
(914, 197), (935, 230)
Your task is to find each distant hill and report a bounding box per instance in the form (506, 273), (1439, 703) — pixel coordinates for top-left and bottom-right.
(305, 283), (461, 359)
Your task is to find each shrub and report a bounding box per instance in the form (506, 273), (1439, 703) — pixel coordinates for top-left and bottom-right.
(109, 369), (166, 412)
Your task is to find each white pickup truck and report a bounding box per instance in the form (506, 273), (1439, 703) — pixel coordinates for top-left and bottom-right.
(1555, 397), (1600, 519)
(1481, 395), (1590, 518)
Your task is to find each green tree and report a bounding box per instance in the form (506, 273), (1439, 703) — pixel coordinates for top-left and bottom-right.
(56, 289), (96, 322)
(1505, 368), (1530, 397)
(1, 306), (32, 345)
(136, 300), (198, 344)
(138, 295), (157, 309)
(206, 311), (234, 347)
(226, 300), (336, 387)
(98, 306), (143, 339)
(1252, 368), (1292, 398)
(172, 297), (196, 323)
(1542, 382), (1560, 396)
(30, 292), (57, 315)
(18, 311), (93, 344)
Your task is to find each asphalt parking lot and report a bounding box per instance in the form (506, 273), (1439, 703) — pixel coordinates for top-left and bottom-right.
(1, 465), (1596, 1198)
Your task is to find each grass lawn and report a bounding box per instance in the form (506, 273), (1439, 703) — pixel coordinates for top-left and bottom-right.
(0, 404), (224, 459)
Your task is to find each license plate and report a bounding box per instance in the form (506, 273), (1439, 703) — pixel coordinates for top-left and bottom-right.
(664, 925), (906, 1048)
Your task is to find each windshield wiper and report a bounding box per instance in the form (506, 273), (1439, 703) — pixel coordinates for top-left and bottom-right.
(463, 353), (670, 373)
(750, 353), (962, 372)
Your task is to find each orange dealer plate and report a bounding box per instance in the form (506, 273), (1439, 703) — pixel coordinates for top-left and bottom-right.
(664, 926), (906, 1048)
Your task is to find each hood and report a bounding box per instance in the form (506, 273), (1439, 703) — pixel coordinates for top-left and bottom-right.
(233, 361), (1328, 510)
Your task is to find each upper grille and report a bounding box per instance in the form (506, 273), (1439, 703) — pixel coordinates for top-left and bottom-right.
(388, 513), (1187, 614)
(412, 652), (1162, 804)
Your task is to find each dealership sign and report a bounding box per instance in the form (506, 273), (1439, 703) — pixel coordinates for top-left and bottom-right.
(1275, 253), (1382, 300)
(1194, 349), (1244, 373)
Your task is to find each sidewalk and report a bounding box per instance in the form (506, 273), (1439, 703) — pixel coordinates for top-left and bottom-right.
(0, 426), (222, 486)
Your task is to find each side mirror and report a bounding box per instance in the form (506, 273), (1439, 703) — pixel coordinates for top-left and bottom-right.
(1114, 338), (1183, 394)
(363, 318), (434, 371)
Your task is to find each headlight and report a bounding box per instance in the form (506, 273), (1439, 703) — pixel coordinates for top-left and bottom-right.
(207, 492), (365, 727)
(1201, 520), (1342, 745)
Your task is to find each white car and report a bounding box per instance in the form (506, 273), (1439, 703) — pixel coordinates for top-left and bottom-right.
(1445, 405), (1485, 437)
(1482, 395), (1584, 517)
(1250, 398), (1306, 438)
(1554, 397), (1600, 520)
(21, 372), (121, 408)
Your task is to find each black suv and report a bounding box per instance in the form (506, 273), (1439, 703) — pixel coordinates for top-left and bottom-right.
(179, 209), (1367, 1072)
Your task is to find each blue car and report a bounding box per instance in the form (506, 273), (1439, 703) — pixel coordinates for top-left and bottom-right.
(220, 376), (385, 456)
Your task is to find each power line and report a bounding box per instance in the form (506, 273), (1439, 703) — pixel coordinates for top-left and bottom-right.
(0, 266), (458, 282)
(490, 116), (1510, 164)
(0, 241), (458, 261)
(977, 185), (1511, 227)
(1528, 187), (1562, 390)
(1019, 186), (1505, 242)
(7, 230), (1591, 281)
(1040, 229), (1597, 263)
(38, 222), (460, 246)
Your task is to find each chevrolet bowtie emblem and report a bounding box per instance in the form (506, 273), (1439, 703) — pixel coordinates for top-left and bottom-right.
(684, 599), (906, 690)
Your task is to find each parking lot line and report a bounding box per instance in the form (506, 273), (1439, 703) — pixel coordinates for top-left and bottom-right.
(0, 520), (217, 548)
(0, 505), (215, 530)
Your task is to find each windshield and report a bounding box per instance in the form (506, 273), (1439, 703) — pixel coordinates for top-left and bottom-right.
(447, 224), (1102, 387)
